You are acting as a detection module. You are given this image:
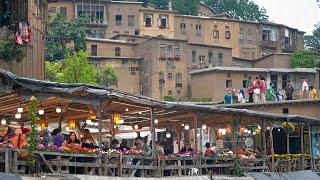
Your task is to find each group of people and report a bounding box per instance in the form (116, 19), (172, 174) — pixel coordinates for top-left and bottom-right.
(224, 76), (318, 104)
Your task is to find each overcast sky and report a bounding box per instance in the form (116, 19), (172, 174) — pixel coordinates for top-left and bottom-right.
(251, 0), (320, 35)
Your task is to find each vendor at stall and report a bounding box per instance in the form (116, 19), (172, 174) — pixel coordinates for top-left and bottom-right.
(67, 132), (81, 148)
(136, 137), (152, 156)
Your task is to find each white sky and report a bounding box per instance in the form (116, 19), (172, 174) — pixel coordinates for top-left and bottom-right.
(251, 0), (320, 35)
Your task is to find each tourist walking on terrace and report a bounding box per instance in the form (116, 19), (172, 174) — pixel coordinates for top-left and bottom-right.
(260, 76), (267, 102)
(310, 86), (318, 100)
(224, 89), (233, 104)
(237, 89), (246, 103)
(253, 77), (261, 103)
(246, 76), (254, 103)
(301, 78), (309, 99)
(267, 83), (276, 101)
(285, 81), (294, 100)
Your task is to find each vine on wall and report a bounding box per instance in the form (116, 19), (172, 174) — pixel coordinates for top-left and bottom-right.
(27, 96), (39, 166)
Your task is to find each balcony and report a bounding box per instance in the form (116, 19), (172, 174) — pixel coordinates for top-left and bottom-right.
(282, 44), (296, 53)
(85, 19), (108, 27)
(176, 83), (182, 88)
(259, 40), (278, 49)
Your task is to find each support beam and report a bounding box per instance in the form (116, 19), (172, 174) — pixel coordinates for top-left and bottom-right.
(269, 122), (275, 172)
(308, 124), (314, 171)
(150, 107), (156, 158)
(262, 120), (267, 158)
(300, 123), (304, 170)
(194, 116), (198, 153)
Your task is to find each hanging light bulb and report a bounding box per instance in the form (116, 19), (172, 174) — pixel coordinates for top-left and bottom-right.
(181, 123), (185, 127)
(139, 111), (142, 115)
(38, 108), (44, 115)
(17, 106), (23, 113)
(253, 131), (257, 135)
(258, 125), (261, 130)
(86, 119), (92, 125)
(184, 123), (189, 130)
(267, 126), (271, 130)
(202, 123), (207, 130)
(66, 127), (70, 131)
(15, 113), (21, 119)
(37, 126), (41, 131)
(248, 130), (252, 134)
(56, 106), (62, 113)
(244, 129), (248, 133)
(125, 108), (129, 112)
(134, 124), (138, 130)
(154, 119), (159, 124)
(1, 118), (6, 125)
(278, 128), (281, 132)
(166, 132), (171, 138)
(221, 129), (226, 136)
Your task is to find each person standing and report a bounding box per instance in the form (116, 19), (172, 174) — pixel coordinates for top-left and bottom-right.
(237, 90), (246, 103)
(267, 83), (276, 101)
(285, 81), (295, 100)
(253, 77), (261, 103)
(260, 76), (267, 102)
(301, 78), (309, 99)
(246, 76), (254, 103)
(310, 86), (318, 100)
(224, 89), (233, 104)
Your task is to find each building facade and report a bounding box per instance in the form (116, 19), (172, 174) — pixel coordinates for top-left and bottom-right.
(0, 0), (47, 79)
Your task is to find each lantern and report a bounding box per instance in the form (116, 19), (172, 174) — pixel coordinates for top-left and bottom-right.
(113, 113), (121, 125)
(154, 119), (159, 124)
(166, 132), (171, 138)
(125, 108), (129, 112)
(15, 113), (21, 119)
(202, 123), (207, 130)
(68, 119), (76, 130)
(184, 123), (189, 130)
(56, 106), (62, 113)
(17, 106), (23, 113)
(134, 124), (138, 130)
(38, 108), (44, 115)
(1, 118), (6, 125)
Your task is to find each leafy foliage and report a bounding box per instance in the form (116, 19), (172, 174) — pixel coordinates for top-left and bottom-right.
(0, 40), (24, 61)
(172, 0), (200, 15)
(231, 157), (243, 176)
(98, 64), (119, 87)
(149, 0), (169, 9)
(305, 23), (320, 50)
(203, 0), (268, 22)
(46, 14), (88, 61)
(27, 97), (39, 166)
(59, 51), (98, 84)
(0, 0), (11, 26)
(291, 50), (317, 68)
(163, 95), (176, 102)
(45, 61), (62, 82)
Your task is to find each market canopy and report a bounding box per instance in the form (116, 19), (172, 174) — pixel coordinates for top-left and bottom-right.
(0, 68), (319, 130)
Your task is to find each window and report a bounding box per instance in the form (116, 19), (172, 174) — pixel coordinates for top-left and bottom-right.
(226, 80), (232, 88)
(167, 72), (173, 80)
(167, 45), (173, 58)
(128, 67), (139, 75)
(168, 90), (173, 95)
(166, 60), (174, 69)
(225, 26), (229, 30)
(213, 30), (219, 39)
(282, 74), (288, 89)
(86, 29), (105, 38)
(121, 59), (128, 64)
(135, 30), (140, 35)
(227, 73), (231, 78)
(176, 73), (182, 87)
(128, 15), (135, 26)
(218, 52), (224, 65)
(244, 74), (248, 78)
(262, 26), (277, 42)
(115, 15), (122, 25)
(59, 7), (67, 16)
(251, 53), (255, 60)
(285, 29), (291, 45)
(91, 44), (97, 56)
(77, 5), (104, 23)
(174, 46), (180, 58)
(225, 31), (231, 39)
(199, 55), (205, 62)
(180, 23), (186, 30)
(208, 51), (213, 63)
(192, 50), (197, 63)
(160, 44), (166, 58)
(48, 7), (56, 13)
(196, 24), (202, 30)
(115, 47), (121, 56)
(239, 33), (244, 41)
(159, 14), (168, 28)
(214, 25), (218, 29)
(159, 72), (165, 87)
(144, 13), (153, 27)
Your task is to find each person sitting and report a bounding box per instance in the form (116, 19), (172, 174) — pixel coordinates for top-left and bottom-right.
(204, 143), (214, 156)
(51, 128), (64, 148)
(67, 132), (81, 148)
(136, 137), (152, 156)
(180, 142), (194, 154)
(40, 129), (53, 148)
(119, 139), (130, 151)
(81, 129), (96, 148)
(254, 147), (263, 159)
(156, 141), (164, 156)
(310, 86), (318, 100)
(110, 139), (120, 150)
(9, 128), (29, 149)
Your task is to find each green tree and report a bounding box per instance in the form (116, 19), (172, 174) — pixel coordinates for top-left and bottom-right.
(45, 61), (63, 82)
(203, 0), (268, 22)
(46, 14), (88, 61)
(291, 50), (317, 68)
(149, 0), (168, 9)
(172, 0), (200, 15)
(305, 23), (320, 50)
(59, 51), (98, 84)
(98, 64), (119, 87)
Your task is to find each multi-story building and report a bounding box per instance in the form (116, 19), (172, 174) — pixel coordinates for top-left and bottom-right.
(0, 0), (47, 79)
(47, 0), (307, 101)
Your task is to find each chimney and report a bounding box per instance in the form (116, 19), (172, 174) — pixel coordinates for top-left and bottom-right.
(168, 0), (172, 11)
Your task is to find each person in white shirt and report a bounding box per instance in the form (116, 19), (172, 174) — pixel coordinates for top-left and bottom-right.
(301, 78), (309, 99)
(237, 90), (246, 103)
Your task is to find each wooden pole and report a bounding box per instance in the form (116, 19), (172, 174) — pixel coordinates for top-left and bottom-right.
(150, 107), (156, 158)
(269, 122), (275, 172)
(231, 116), (236, 153)
(194, 116), (198, 153)
(300, 123), (304, 170)
(308, 124), (314, 171)
(262, 120), (267, 158)
(286, 120), (290, 154)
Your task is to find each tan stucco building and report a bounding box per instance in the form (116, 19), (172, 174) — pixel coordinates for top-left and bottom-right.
(0, 0), (47, 79)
